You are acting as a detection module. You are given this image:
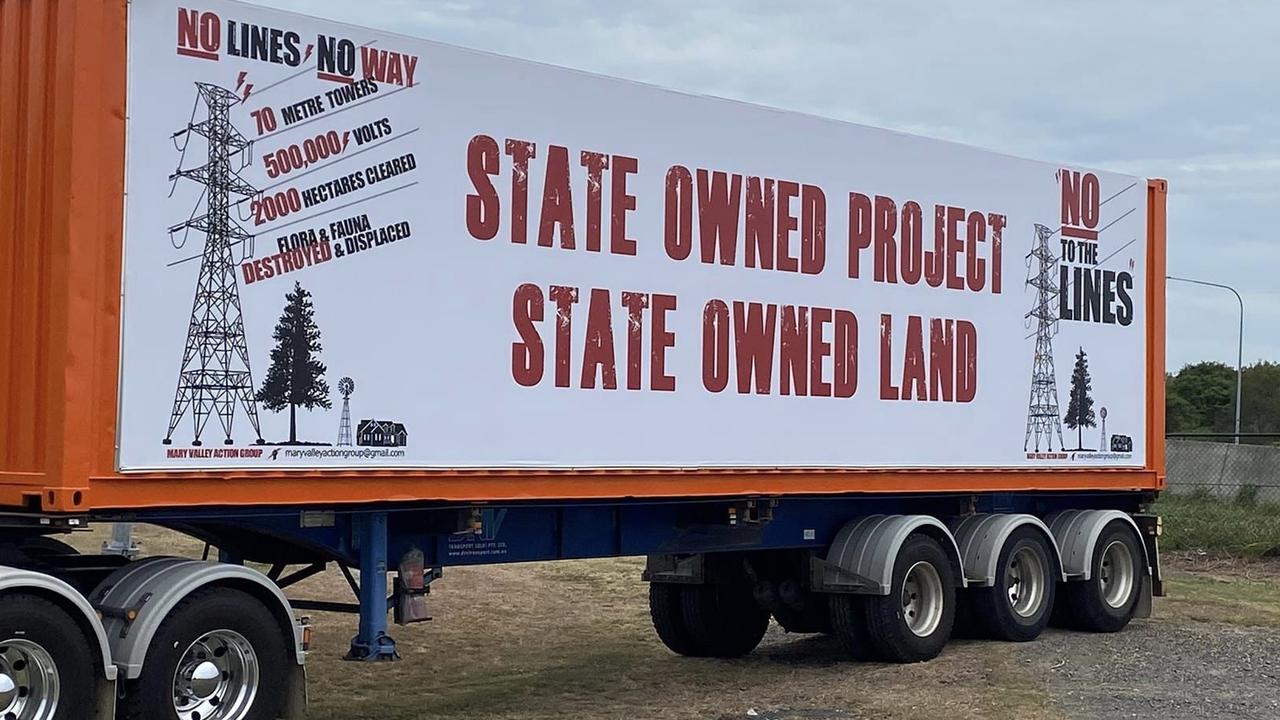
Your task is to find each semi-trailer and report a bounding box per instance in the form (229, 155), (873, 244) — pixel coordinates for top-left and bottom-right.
(0, 0), (1167, 718)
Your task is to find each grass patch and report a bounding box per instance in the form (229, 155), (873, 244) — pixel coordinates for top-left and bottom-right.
(1161, 572), (1280, 628)
(1153, 493), (1280, 556)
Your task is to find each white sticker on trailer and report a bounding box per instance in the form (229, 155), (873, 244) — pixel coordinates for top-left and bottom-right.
(117, 0), (1149, 471)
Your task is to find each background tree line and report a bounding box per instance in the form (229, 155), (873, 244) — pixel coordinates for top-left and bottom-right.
(1167, 361), (1280, 440)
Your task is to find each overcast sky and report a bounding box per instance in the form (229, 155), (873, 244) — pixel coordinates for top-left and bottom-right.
(259, 0), (1279, 372)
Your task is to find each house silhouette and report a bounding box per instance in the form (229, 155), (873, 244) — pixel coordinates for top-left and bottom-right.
(356, 419), (407, 447)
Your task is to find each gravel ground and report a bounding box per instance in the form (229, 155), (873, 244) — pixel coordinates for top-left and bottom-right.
(713, 615), (1280, 720)
(1028, 621), (1280, 720)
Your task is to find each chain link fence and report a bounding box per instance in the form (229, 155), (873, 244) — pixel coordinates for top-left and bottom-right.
(1159, 434), (1280, 556)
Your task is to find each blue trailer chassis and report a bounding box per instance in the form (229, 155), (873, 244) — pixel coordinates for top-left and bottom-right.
(103, 490), (1153, 661)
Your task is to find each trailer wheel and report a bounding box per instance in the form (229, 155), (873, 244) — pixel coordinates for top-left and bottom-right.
(0, 593), (96, 720)
(954, 584), (993, 639)
(648, 583), (701, 656)
(772, 607), (829, 635)
(827, 594), (879, 660)
(1048, 586), (1074, 628)
(1064, 522), (1143, 633)
(18, 537), (79, 557)
(122, 587), (290, 720)
(972, 527), (1056, 642)
(680, 583), (769, 658)
(864, 534), (955, 663)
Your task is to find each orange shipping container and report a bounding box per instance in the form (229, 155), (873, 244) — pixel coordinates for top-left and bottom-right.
(1, 0), (1166, 513)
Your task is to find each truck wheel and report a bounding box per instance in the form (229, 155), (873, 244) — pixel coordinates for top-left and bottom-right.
(19, 537), (79, 557)
(770, 580), (830, 634)
(972, 527), (1056, 642)
(772, 608), (829, 635)
(950, 588), (984, 639)
(680, 583), (769, 658)
(1048, 585), (1074, 628)
(122, 587), (290, 720)
(0, 593), (96, 720)
(1064, 522), (1143, 633)
(827, 595), (879, 660)
(864, 534), (955, 663)
(648, 583), (700, 656)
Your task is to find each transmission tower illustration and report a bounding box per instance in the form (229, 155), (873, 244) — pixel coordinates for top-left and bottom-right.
(337, 377), (355, 446)
(163, 82), (264, 447)
(1023, 223), (1066, 452)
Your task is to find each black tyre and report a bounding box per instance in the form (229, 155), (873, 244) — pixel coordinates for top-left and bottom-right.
(864, 534), (956, 663)
(680, 583), (769, 658)
(772, 607), (829, 635)
(649, 583), (700, 656)
(1048, 584), (1074, 628)
(1063, 522), (1144, 633)
(0, 593), (96, 720)
(950, 589), (983, 639)
(770, 580), (831, 635)
(19, 537), (79, 557)
(827, 594), (879, 660)
(121, 587), (291, 720)
(972, 527), (1056, 642)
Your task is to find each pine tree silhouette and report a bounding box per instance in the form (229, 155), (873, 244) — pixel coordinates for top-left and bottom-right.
(256, 282), (331, 444)
(1063, 346), (1096, 451)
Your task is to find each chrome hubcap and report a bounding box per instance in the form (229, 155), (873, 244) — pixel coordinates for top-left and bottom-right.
(1099, 540), (1136, 609)
(1007, 546), (1047, 618)
(0, 673), (15, 709)
(0, 638), (60, 720)
(172, 629), (259, 720)
(902, 561), (944, 637)
(189, 661), (222, 699)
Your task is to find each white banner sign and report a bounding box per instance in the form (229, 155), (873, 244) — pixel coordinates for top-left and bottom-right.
(119, 0), (1148, 470)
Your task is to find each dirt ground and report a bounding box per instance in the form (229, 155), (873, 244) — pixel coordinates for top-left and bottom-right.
(74, 526), (1280, 720)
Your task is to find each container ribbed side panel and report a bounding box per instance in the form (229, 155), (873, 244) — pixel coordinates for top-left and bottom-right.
(0, 0), (127, 509)
(0, 0), (55, 474)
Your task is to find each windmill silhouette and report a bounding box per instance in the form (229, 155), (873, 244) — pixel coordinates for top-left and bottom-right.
(336, 377), (355, 447)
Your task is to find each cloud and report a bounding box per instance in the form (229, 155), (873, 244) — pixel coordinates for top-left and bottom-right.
(260, 0), (1280, 368)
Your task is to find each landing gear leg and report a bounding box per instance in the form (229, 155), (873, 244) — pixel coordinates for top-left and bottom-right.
(345, 512), (399, 662)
